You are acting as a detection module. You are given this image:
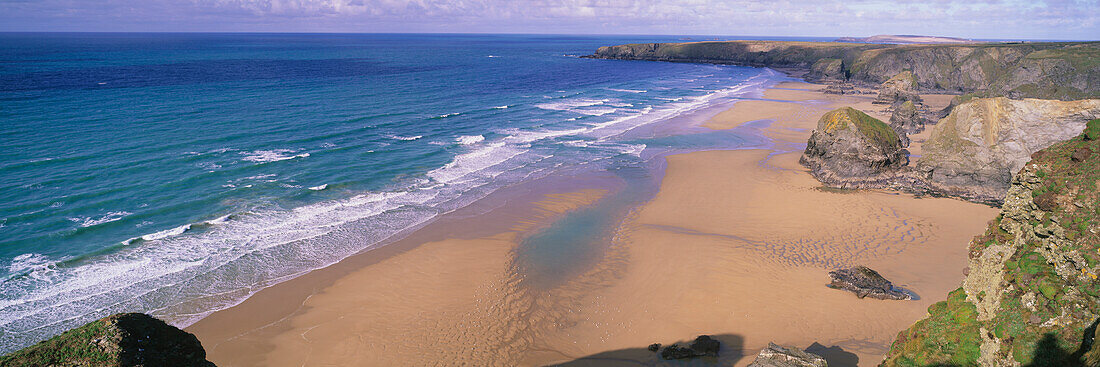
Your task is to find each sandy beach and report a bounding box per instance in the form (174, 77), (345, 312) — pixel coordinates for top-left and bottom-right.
(187, 81), (998, 366)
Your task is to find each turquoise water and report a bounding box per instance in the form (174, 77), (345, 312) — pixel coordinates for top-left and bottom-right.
(0, 33), (786, 351)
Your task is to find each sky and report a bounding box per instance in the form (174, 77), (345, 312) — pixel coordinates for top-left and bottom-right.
(1, 0), (1098, 40)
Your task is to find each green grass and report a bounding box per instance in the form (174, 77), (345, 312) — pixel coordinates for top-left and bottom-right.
(0, 317), (117, 366)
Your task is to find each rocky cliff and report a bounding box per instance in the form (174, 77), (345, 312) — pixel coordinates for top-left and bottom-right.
(586, 41), (1100, 100)
(0, 313), (214, 367)
(917, 98), (1100, 204)
(881, 121), (1100, 367)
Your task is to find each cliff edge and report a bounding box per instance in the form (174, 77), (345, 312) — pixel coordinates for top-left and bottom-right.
(881, 120), (1100, 367)
(0, 313), (214, 367)
(586, 41), (1100, 100)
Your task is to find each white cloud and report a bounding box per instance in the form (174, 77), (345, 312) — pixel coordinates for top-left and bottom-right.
(1, 0), (1097, 39)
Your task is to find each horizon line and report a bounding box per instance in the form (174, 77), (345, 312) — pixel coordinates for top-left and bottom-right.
(0, 31), (1093, 43)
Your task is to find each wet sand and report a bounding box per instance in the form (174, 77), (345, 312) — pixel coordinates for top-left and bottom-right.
(188, 81), (996, 366)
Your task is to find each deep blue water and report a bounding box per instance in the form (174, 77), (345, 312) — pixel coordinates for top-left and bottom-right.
(0, 33), (785, 351)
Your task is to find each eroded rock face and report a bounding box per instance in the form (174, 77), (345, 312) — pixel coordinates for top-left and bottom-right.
(0, 313), (214, 367)
(916, 97), (1100, 204)
(746, 343), (828, 367)
(800, 107), (909, 188)
(808, 58), (845, 82)
(827, 266), (911, 300)
(883, 130), (1100, 366)
(889, 100), (927, 137)
(874, 70), (923, 105)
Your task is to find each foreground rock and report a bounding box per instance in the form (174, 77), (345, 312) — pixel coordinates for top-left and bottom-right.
(657, 335), (720, 360)
(828, 266), (911, 300)
(800, 107), (909, 188)
(917, 97), (1100, 204)
(747, 343), (828, 367)
(0, 313), (214, 367)
(882, 125), (1100, 366)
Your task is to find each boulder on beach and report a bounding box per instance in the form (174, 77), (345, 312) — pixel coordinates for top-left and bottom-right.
(658, 335), (720, 360)
(828, 266), (911, 300)
(800, 107), (909, 187)
(0, 313), (215, 367)
(746, 343), (828, 367)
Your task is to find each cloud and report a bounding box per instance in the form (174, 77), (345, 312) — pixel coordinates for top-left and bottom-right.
(1, 0), (1097, 39)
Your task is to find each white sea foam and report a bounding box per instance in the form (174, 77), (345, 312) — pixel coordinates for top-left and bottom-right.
(576, 107), (617, 116)
(456, 135), (485, 145)
(534, 98), (608, 111)
(309, 184), (328, 191)
(239, 149), (309, 163)
(6, 254), (52, 278)
(502, 127), (587, 144)
(427, 142), (525, 184)
(608, 88), (647, 93)
(68, 211), (132, 228)
(492, 105), (509, 109)
(390, 135), (423, 141)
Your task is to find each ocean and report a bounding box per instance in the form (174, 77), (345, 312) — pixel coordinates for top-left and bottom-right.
(0, 33), (790, 352)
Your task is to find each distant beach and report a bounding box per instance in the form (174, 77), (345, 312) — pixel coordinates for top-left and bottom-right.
(187, 80), (997, 366)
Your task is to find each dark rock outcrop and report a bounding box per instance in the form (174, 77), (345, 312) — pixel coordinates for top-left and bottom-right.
(746, 343), (828, 367)
(873, 70), (922, 105)
(0, 313), (214, 367)
(889, 100), (925, 144)
(808, 58), (845, 82)
(586, 41), (1100, 100)
(827, 266), (911, 300)
(800, 107), (909, 188)
(658, 335), (720, 360)
(882, 128), (1100, 366)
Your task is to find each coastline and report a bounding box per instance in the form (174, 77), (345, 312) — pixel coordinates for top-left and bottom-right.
(186, 79), (999, 366)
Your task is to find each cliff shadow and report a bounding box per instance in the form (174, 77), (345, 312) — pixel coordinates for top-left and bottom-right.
(548, 334), (744, 367)
(805, 342), (859, 367)
(1025, 317), (1098, 367)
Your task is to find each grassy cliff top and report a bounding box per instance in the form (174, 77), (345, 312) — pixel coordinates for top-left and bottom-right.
(820, 107), (900, 147)
(1, 313), (213, 367)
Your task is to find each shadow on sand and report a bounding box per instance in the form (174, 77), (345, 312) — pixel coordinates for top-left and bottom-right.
(548, 334), (745, 367)
(805, 342), (860, 366)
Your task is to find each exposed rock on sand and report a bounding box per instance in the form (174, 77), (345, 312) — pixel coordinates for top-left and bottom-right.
(800, 107), (909, 188)
(917, 97), (1100, 204)
(873, 70), (922, 105)
(658, 335), (720, 360)
(747, 343), (828, 367)
(0, 313), (214, 367)
(883, 126), (1100, 366)
(828, 266), (912, 300)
